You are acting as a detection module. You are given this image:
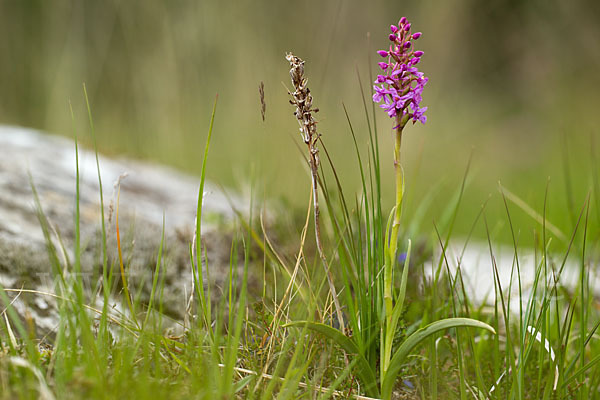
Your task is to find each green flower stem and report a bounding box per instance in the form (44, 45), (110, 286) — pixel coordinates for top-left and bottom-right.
(390, 118), (405, 264)
(382, 115), (405, 376)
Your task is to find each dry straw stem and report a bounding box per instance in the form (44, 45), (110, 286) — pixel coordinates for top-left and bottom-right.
(286, 52), (345, 332)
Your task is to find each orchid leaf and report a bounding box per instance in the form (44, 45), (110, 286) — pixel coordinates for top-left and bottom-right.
(284, 321), (380, 397)
(381, 318), (495, 399)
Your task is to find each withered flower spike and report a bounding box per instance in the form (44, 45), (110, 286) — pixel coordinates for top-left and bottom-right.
(285, 52), (346, 334)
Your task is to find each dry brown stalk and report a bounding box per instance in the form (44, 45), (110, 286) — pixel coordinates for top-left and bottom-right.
(258, 81), (266, 121)
(285, 52), (345, 332)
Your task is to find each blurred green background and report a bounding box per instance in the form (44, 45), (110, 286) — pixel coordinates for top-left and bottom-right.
(1, 0), (599, 244)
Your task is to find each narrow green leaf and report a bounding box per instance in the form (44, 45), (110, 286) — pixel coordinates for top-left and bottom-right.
(392, 240), (412, 331)
(234, 375), (254, 394)
(381, 318), (495, 399)
(384, 239), (411, 374)
(194, 94), (218, 333)
(562, 353), (600, 388)
(383, 207), (395, 266)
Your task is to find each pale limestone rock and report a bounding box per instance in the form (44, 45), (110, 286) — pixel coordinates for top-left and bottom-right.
(0, 125), (242, 336)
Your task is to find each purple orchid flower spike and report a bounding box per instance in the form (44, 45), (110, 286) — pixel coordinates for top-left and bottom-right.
(372, 17), (428, 128)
